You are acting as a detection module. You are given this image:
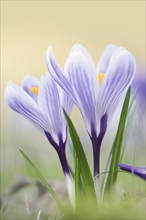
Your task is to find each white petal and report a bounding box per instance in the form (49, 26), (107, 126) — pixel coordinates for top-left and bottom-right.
(38, 74), (66, 144)
(97, 44), (118, 73)
(21, 75), (39, 101)
(61, 91), (74, 116)
(65, 44), (99, 133)
(46, 46), (77, 104)
(5, 85), (49, 133)
(97, 49), (136, 124)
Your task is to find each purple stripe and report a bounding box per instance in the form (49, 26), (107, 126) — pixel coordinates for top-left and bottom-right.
(48, 51), (75, 100)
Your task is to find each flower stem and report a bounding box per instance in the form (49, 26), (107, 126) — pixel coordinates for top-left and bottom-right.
(91, 131), (106, 200)
(45, 131), (75, 208)
(57, 150), (75, 209)
(57, 148), (70, 175)
(92, 135), (102, 177)
(91, 114), (107, 177)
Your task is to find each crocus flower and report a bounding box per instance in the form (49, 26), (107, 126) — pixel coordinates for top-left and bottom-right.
(46, 44), (136, 176)
(5, 73), (74, 205)
(119, 163), (146, 180)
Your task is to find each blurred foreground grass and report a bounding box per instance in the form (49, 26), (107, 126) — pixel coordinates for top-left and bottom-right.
(1, 109), (145, 219)
(0, 177), (145, 219)
(1, 147), (145, 220)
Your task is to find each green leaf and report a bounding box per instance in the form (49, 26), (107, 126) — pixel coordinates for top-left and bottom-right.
(104, 87), (131, 195)
(120, 90), (137, 162)
(68, 164), (75, 179)
(102, 87), (136, 196)
(19, 149), (65, 213)
(101, 144), (113, 195)
(75, 157), (82, 207)
(64, 110), (96, 201)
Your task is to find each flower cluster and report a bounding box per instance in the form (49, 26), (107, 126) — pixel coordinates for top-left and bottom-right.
(5, 43), (138, 206)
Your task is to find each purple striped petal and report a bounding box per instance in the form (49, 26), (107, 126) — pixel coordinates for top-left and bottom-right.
(64, 44), (99, 133)
(61, 92), (74, 116)
(97, 44), (118, 73)
(5, 84), (50, 133)
(119, 163), (146, 180)
(46, 47), (77, 104)
(132, 72), (146, 114)
(97, 48), (136, 124)
(131, 72), (146, 134)
(22, 75), (39, 102)
(46, 45), (99, 134)
(38, 73), (67, 144)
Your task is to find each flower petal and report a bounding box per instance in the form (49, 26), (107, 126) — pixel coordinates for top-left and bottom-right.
(38, 73), (66, 144)
(5, 84), (50, 133)
(97, 48), (136, 124)
(132, 72), (146, 113)
(64, 44), (99, 133)
(22, 75), (39, 101)
(46, 46), (77, 104)
(61, 91), (74, 116)
(97, 44), (118, 73)
(131, 72), (146, 133)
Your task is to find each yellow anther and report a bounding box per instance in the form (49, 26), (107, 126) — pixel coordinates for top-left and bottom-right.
(98, 73), (104, 85)
(30, 87), (39, 95)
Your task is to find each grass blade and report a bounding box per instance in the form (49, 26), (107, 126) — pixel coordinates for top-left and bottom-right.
(19, 149), (65, 212)
(75, 157), (82, 207)
(101, 143), (113, 195)
(104, 87), (131, 195)
(102, 87), (136, 195)
(120, 91), (136, 162)
(64, 110), (96, 201)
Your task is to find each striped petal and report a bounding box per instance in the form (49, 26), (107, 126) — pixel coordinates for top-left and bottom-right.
(46, 47), (74, 115)
(132, 72), (146, 114)
(64, 44), (99, 133)
(38, 73), (66, 144)
(97, 44), (118, 73)
(5, 83), (50, 133)
(22, 75), (39, 102)
(61, 91), (74, 116)
(97, 48), (136, 124)
(46, 47), (77, 104)
(131, 72), (146, 134)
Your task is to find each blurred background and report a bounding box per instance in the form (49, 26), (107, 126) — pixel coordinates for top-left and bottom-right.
(1, 1), (145, 217)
